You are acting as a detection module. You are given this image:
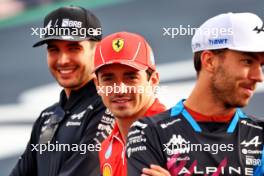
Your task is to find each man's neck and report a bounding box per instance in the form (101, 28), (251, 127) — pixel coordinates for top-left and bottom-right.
(116, 97), (155, 141)
(185, 82), (236, 117)
(64, 78), (93, 98)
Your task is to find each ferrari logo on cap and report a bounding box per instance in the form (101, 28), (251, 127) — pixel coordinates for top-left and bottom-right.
(112, 38), (124, 52)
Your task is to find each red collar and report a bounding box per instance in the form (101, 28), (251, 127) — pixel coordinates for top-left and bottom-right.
(110, 98), (166, 141)
(144, 99), (166, 117)
(184, 105), (234, 122)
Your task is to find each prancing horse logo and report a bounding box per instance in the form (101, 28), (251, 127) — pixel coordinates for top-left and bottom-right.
(112, 38), (124, 52)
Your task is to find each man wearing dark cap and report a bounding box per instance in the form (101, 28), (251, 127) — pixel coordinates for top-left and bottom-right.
(10, 6), (114, 176)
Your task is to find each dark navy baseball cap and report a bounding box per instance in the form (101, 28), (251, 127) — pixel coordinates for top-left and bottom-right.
(33, 6), (102, 47)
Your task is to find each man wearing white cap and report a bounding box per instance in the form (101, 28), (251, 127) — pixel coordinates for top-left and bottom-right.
(127, 12), (264, 176)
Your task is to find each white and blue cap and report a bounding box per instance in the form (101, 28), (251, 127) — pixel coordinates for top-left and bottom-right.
(192, 12), (264, 53)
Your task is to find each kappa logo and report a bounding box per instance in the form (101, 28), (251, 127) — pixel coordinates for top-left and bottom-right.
(112, 38), (124, 52)
(241, 136), (261, 147)
(163, 134), (190, 155)
(253, 24), (264, 33)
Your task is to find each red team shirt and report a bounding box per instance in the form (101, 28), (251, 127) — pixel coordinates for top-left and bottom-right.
(99, 99), (166, 176)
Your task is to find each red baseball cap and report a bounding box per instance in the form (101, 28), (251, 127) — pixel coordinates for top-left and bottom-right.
(93, 31), (156, 72)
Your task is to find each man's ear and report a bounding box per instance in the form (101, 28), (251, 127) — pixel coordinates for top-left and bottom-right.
(200, 50), (218, 73)
(149, 71), (160, 87)
(93, 77), (101, 96)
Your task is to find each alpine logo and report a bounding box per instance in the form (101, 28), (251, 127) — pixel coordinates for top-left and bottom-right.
(253, 24), (264, 33)
(71, 110), (86, 120)
(44, 19), (59, 29)
(241, 136), (261, 147)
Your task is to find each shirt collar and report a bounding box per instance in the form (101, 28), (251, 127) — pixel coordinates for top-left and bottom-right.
(110, 98), (166, 142)
(59, 80), (98, 110)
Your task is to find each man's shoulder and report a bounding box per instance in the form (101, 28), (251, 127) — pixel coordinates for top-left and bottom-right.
(246, 114), (264, 123)
(132, 108), (182, 129)
(40, 102), (60, 115)
(33, 102), (61, 123)
(242, 113), (264, 129)
(30, 102), (60, 124)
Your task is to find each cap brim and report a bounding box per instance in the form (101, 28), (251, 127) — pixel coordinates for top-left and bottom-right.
(32, 35), (100, 47)
(93, 60), (148, 73)
(228, 46), (264, 53)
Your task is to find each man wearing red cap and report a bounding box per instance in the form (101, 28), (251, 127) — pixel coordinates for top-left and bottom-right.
(93, 31), (166, 176)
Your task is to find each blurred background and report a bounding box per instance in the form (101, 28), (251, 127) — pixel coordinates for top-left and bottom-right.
(0, 0), (264, 175)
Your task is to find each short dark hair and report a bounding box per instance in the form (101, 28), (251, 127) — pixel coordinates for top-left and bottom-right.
(193, 49), (227, 76)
